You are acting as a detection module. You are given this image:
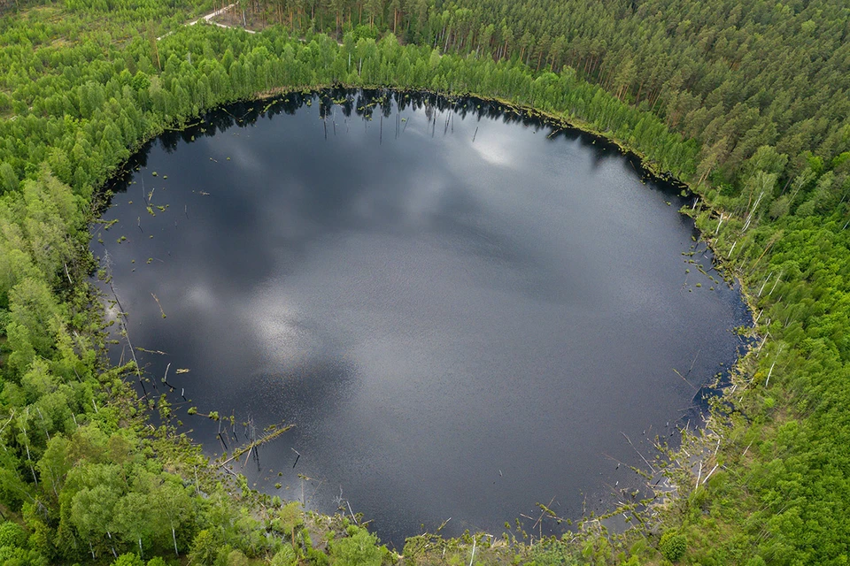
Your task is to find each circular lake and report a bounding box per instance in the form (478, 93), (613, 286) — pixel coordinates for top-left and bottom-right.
(95, 90), (749, 548)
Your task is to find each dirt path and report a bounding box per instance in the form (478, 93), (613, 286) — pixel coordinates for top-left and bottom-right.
(158, 3), (254, 40)
(190, 3), (256, 33)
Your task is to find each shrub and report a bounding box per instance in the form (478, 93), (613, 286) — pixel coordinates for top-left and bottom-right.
(0, 522), (27, 548)
(659, 532), (687, 562)
(225, 549), (249, 566)
(188, 530), (220, 565)
(270, 545), (297, 566)
(329, 528), (382, 566)
(112, 553), (144, 566)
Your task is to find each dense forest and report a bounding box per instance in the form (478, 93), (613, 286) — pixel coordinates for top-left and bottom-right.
(0, 0), (848, 563)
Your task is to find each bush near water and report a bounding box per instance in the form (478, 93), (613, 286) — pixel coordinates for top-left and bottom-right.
(0, 0), (849, 563)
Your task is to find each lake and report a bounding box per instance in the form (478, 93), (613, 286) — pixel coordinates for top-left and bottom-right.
(95, 90), (749, 548)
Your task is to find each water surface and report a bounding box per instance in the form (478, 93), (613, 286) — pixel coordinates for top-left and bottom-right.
(96, 91), (748, 547)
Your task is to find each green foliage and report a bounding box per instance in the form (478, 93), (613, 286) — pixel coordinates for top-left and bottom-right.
(272, 502), (304, 538)
(307, 546), (331, 566)
(188, 529), (220, 565)
(112, 554), (145, 566)
(329, 528), (382, 566)
(270, 545), (297, 566)
(0, 522), (28, 548)
(1, 0), (849, 564)
(659, 532), (687, 562)
(523, 539), (580, 565)
(224, 549), (249, 566)
(352, 25), (378, 41)
(0, 544), (48, 566)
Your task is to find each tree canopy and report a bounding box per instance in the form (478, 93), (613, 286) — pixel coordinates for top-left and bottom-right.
(0, 0), (848, 563)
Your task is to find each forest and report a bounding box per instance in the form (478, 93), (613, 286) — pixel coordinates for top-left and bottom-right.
(0, 0), (848, 563)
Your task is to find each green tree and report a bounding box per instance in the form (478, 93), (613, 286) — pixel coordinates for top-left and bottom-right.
(329, 528), (382, 566)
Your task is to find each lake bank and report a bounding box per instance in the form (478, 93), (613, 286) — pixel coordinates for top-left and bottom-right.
(94, 89), (750, 548)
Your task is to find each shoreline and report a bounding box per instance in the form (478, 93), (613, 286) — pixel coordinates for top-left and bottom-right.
(90, 85), (761, 548)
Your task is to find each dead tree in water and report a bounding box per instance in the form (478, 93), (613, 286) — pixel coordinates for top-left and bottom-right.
(217, 422), (293, 469)
(104, 255), (151, 399)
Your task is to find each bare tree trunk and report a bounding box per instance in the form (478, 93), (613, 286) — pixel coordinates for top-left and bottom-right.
(172, 522), (179, 556)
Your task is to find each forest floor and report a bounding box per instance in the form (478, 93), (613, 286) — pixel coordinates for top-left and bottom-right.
(212, 5), (269, 32)
(209, 5), (354, 37)
(187, 2), (239, 28)
(158, 3), (254, 40)
(206, 6), (349, 45)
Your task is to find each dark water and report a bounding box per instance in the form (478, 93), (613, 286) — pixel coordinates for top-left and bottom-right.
(95, 91), (749, 547)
